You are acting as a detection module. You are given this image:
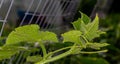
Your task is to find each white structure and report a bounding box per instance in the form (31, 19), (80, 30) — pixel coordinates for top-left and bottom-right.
(0, 0), (81, 63)
(0, 0), (80, 36)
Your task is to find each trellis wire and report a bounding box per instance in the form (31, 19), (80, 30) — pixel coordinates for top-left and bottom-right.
(0, 0), (14, 36)
(0, 0), (81, 63)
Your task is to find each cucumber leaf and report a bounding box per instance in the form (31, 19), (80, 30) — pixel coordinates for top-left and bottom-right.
(39, 31), (58, 43)
(80, 12), (91, 24)
(72, 18), (87, 34)
(62, 30), (83, 46)
(72, 13), (104, 41)
(84, 15), (99, 41)
(6, 24), (41, 45)
(0, 47), (19, 60)
(5, 24), (58, 45)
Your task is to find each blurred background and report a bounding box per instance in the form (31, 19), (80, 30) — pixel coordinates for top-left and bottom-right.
(0, 0), (120, 64)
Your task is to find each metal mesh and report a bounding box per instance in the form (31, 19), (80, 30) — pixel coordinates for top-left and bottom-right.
(0, 0), (81, 63)
(0, 0), (15, 36)
(0, 0), (80, 36)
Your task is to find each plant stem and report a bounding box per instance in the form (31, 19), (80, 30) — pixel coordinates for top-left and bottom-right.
(80, 50), (108, 54)
(39, 42), (47, 57)
(48, 45), (82, 56)
(42, 50), (71, 64)
(36, 44), (77, 64)
(81, 35), (89, 44)
(50, 46), (71, 54)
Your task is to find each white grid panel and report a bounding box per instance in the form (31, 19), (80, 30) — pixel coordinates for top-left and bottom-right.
(0, 0), (14, 36)
(0, 0), (80, 37)
(0, 0), (81, 63)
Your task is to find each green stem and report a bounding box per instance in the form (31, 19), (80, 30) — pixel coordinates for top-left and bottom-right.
(36, 44), (77, 64)
(50, 46), (71, 54)
(39, 42), (47, 57)
(42, 50), (71, 64)
(80, 50), (108, 54)
(47, 45), (82, 57)
(81, 35), (89, 44)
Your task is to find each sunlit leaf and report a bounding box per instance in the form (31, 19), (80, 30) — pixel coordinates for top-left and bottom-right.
(84, 15), (101, 41)
(6, 24), (41, 45)
(6, 24), (58, 45)
(62, 30), (83, 45)
(0, 48), (19, 60)
(39, 31), (58, 43)
(72, 18), (87, 34)
(72, 14), (104, 41)
(0, 45), (31, 60)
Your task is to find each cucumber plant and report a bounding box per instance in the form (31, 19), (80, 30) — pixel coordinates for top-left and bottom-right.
(0, 12), (109, 64)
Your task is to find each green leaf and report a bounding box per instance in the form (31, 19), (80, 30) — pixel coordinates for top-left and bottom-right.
(39, 31), (58, 43)
(72, 18), (82, 30)
(5, 24), (58, 46)
(84, 15), (101, 41)
(6, 24), (41, 45)
(72, 18), (87, 34)
(62, 30), (83, 46)
(27, 55), (43, 62)
(0, 47), (19, 60)
(72, 14), (104, 41)
(87, 43), (109, 50)
(80, 12), (91, 24)
(0, 45), (31, 60)
(2, 45), (29, 51)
